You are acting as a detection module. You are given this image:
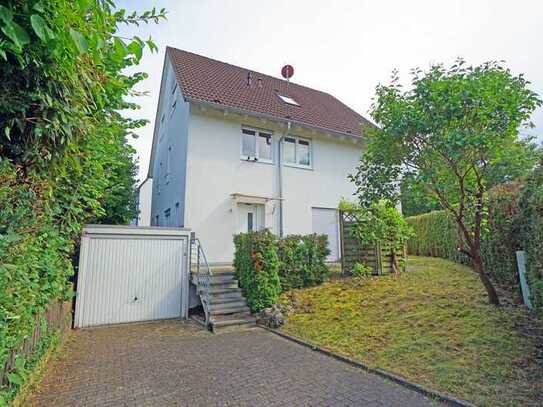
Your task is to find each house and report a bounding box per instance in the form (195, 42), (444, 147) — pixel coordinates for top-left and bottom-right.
(148, 47), (371, 265)
(135, 177), (153, 226)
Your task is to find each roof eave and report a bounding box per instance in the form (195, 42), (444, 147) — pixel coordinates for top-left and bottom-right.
(186, 97), (364, 141)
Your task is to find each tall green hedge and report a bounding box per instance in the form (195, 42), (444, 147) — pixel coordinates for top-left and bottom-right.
(518, 166), (543, 309)
(0, 1), (163, 403)
(233, 231), (330, 311)
(233, 231), (282, 312)
(406, 182), (538, 304)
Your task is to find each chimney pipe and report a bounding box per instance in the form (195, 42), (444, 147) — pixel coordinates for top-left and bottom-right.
(257, 78), (262, 88)
(246, 71), (252, 87)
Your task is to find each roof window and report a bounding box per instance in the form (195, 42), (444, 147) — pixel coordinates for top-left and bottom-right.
(277, 94), (300, 106)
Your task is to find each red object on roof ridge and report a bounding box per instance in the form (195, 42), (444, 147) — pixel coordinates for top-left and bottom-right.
(166, 46), (372, 137)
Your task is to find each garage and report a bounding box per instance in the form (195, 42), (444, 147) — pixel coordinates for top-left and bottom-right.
(74, 225), (190, 328)
(311, 208), (340, 262)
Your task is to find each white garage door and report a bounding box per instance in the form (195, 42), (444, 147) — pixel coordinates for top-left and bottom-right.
(75, 225), (190, 328)
(312, 208), (340, 262)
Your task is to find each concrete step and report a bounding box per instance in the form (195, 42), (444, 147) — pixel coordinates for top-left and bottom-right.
(209, 281), (239, 289)
(209, 300), (248, 311)
(209, 275), (237, 284)
(210, 293), (244, 303)
(210, 304), (250, 315)
(208, 287), (242, 295)
(211, 312), (256, 330)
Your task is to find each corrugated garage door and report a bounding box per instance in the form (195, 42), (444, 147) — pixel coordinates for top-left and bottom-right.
(74, 225), (190, 328)
(312, 208), (340, 262)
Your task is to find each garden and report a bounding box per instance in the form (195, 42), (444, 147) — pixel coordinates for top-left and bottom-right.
(234, 59), (543, 406)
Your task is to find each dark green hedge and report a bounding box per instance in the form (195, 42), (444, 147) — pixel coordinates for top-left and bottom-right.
(233, 231), (330, 312)
(277, 234), (330, 291)
(406, 182), (537, 304)
(518, 166), (543, 309)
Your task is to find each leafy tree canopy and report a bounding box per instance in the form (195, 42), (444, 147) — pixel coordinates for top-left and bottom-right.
(350, 59), (542, 304)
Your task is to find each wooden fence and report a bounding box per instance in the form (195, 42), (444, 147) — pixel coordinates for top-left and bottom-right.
(1, 301), (72, 389)
(339, 210), (406, 275)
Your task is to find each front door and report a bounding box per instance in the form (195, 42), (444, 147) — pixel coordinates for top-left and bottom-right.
(239, 204), (264, 233)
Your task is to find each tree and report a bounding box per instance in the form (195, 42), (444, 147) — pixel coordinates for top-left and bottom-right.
(400, 137), (540, 216)
(350, 60), (542, 305)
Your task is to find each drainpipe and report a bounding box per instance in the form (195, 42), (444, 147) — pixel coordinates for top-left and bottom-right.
(278, 121), (291, 237)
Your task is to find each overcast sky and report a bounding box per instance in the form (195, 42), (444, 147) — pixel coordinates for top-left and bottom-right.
(116, 0), (543, 183)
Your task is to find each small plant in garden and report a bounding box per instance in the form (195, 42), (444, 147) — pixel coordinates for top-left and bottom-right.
(352, 262), (373, 277)
(340, 199), (414, 274)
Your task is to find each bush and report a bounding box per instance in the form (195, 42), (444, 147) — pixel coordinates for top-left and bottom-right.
(518, 166), (543, 310)
(233, 231), (281, 312)
(277, 234), (330, 291)
(233, 231), (331, 311)
(352, 263), (373, 278)
(406, 182), (525, 298)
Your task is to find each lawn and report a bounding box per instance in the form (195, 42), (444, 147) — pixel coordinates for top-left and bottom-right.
(279, 256), (543, 407)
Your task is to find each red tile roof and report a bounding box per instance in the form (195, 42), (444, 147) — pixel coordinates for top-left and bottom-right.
(167, 47), (371, 138)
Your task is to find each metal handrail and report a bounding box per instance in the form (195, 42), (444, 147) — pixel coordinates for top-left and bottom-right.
(190, 235), (213, 326)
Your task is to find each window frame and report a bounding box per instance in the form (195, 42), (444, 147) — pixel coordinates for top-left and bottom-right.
(240, 126), (274, 164)
(283, 135), (313, 169)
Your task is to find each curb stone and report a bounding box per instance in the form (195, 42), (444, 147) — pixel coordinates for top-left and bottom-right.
(260, 325), (475, 407)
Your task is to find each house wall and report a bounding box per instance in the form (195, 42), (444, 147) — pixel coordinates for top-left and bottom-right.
(136, 178), (153, 226)
(185, 108), (362, 264)
(151, 60), (189, 227)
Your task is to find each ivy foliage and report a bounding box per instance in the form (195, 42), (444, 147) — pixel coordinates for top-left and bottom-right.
(0, 1), (165, 403)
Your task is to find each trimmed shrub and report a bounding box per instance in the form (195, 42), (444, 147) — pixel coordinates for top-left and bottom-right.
(233, 231), (331, 311)
(233, 231), (281, 312)
(277, 234), (330, 291)
(406, 182), (523, 297)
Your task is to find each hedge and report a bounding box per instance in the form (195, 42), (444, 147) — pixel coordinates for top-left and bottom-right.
(233, 231), (330, 312)
(233, 231), (282, 312)
(277, 234), (330, 291)
(406, 181), (543, 308)
(518, 166), (543, 309)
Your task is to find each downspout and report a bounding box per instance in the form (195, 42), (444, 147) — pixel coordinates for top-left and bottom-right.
(278, 121), (291, 237)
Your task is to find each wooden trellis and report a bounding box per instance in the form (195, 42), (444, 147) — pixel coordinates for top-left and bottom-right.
(339, 210), (406, 276)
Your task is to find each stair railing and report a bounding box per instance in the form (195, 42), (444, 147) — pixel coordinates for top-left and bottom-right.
(190, 233), (213, 326)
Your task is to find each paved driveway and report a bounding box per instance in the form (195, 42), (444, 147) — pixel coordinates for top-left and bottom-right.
(31, 320), (434, 406)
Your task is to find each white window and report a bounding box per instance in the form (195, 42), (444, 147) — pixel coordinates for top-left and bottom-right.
(277, 94), (300, 106)
(241, 128), (273, 162)
(283, 136), (312, 168)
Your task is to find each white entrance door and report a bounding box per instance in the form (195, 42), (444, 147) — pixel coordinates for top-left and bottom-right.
(239, 204), (264, 233)
(311, 208), (340, 262)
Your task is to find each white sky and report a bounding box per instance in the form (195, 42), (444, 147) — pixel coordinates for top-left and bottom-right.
(116, 0), (543, 183)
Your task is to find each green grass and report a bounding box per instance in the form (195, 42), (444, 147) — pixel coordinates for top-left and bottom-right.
(280, 256), (543, 406)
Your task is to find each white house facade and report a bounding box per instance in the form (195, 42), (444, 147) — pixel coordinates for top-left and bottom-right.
(147, 47), (371, 265)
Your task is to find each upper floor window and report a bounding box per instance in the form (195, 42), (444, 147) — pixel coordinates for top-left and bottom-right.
(241, 128), (272, 163)
(284, 136), (312, 168)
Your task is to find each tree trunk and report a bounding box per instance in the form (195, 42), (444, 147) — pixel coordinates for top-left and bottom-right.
(471, 250), (500, 306)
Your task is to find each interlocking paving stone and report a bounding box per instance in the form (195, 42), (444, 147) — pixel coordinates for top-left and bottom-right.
(30, 320), (435, 406)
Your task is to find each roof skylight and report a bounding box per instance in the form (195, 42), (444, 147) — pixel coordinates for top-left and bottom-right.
(277, 94), (300, 106)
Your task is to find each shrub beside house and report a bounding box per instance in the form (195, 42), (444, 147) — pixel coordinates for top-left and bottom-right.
(233, 231), (330, 312)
